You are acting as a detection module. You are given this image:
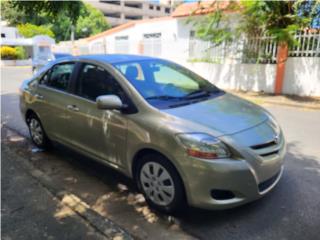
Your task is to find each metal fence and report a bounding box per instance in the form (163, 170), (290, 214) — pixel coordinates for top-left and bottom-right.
(189, 29), (320, 64)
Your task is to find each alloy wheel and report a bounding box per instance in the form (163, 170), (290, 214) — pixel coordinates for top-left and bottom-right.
(29, 118), (44, 146)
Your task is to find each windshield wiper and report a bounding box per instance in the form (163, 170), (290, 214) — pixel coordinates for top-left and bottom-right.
(145, 95), (182, 100)
(183, 90), (212, 99)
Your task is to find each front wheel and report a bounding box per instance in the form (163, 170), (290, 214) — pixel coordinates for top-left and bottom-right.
(27, 113), (51, 149)
(135, 153), (186, 213)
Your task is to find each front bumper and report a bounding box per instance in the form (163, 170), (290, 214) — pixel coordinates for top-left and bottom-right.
(180, 135), (286, 210)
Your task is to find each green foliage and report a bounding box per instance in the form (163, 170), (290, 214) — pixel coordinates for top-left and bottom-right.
(187, 1), (240, 46)
(10, 1), (83, 25)
(14, 46), (27, 60)
(17, 23), (54, 38)
(0, 46), (26, 60)
(190, 0), (319, 47)
(76, 4), (110, 39)
(1, 1), (110, 42)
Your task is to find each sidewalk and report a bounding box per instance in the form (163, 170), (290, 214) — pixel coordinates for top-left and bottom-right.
(1, 127), (132, 240)
(230, 90), (320, 110)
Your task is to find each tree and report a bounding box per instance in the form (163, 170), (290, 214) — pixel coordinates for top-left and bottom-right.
(190, 0), (320, 94)
(17, 23), (54, 38)
(1, 1), (110, 42)
(76, 4), (110, 39)
(10, 0), (83, 25)
(191, 1), (318, 46)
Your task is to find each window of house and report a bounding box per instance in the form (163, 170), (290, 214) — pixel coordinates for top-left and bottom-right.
(76, 64), (126, 101)
(142, 33), (162, 56)
(115, 36), (129, 53)
(1, 33), (5, 38)
(149, 5), (154, 10)
(156, 6), (161, 11)
(40, 63), (75, 91)
(165, 7), (170, 14)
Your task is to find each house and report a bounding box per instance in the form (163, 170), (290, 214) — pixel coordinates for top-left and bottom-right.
(85, 1), (232, 64)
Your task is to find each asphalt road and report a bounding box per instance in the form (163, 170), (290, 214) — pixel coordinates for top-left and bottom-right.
(1, 66), (320, 240)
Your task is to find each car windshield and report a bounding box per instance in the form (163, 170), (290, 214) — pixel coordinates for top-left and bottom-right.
(113, 59), (223, 108)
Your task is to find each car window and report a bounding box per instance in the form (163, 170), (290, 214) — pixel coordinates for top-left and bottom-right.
(114, 60), (219, 99)
(76, 63), (126, 101)
(115, 63), (145, 82)
(40, 63), (75, 91)
(153, 63), (198, 89)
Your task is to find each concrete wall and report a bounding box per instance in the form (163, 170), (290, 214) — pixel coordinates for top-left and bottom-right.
(183, 61), (277, 93)
(1, 59), (32, 66)
(282, 57), (320, 97)
(182, 57), (320, 97)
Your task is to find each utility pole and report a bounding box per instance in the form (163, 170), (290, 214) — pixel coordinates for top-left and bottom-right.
(71, 25), (75, 55)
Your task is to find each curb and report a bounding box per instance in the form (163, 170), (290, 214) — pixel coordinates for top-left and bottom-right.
(231, 93), (320, 110)
(3, 126), (134, 240)
(246, 97), (320, 110)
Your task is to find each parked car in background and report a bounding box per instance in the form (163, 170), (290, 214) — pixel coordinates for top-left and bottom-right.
(20, 54), (286, 213)
(53, 53), (72, 59)
(32, 51), (71, 74)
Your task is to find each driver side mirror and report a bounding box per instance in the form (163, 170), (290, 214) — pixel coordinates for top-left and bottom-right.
(96, 95), (123, 110)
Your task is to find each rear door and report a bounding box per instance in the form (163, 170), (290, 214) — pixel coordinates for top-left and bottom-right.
(35, 62), (76, 142)
(63, 62), (129, 167)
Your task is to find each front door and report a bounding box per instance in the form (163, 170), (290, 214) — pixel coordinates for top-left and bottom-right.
(34, 62), (76, 142)
(64, 63), (128, 168)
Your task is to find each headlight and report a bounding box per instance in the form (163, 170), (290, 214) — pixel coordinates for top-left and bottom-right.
(176, 133), (231, 159)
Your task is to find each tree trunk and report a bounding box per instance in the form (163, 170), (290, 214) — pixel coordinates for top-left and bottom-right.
(274, 42), (288, 95)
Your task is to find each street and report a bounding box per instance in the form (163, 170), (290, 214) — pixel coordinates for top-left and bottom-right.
(1, 66), (320, 240)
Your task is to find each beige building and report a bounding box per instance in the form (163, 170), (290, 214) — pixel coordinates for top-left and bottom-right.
(87, 0), (172, 27)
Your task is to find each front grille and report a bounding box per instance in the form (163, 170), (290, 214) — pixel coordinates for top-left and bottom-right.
(258, 171), (280, 192)
(251, 140), (277, 150)
(260, 150), (279, 157)
(250, 133), (283, 158)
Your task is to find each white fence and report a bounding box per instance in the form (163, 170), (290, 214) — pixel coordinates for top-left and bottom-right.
(189, 30), (320, 63)
(289, 30), (320, 57)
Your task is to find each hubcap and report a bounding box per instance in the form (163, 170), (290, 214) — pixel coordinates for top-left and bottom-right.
(140, 162), (175, 206)
(29, 118), (43, 145)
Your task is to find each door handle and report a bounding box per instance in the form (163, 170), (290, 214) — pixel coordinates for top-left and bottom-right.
(66, 104), (79, 112)
(35, 94), (44, 100)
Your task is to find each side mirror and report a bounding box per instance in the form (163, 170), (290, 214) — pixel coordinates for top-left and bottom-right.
(96, 95), (123, 110)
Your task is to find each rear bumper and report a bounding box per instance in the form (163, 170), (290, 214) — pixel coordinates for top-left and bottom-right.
(180, 142), (285, 210)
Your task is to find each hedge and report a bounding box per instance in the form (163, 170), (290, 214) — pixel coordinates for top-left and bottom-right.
(0, 46), (27, 60)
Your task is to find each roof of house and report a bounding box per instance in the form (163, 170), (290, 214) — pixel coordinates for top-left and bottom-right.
(86, 16), (173, 42)
(172, 1), (238, 18)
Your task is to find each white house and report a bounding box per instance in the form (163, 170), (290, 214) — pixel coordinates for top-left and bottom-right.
(86, 16), (194, 64)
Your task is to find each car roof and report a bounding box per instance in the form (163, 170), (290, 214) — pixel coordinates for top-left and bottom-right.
(58, 54), (161, 65)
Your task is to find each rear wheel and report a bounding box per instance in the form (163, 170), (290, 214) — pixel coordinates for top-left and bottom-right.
(27, 113), (51, 149)
(135, 153), (186, 213)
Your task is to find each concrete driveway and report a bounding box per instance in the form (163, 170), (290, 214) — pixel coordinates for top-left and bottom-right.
(1, 66), (320, 240)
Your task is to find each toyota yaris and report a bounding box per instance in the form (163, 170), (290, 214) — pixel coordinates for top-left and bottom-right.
(20, 54), (285, 213)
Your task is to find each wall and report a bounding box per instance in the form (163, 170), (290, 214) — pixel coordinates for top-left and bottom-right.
(183, 61), (277, 93)
(182, 57), (320, 97)
(0, 26), (21, 39)
(283, 57), (320, 96)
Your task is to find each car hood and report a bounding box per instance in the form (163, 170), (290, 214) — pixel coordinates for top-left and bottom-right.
(163, 93), (268, 136)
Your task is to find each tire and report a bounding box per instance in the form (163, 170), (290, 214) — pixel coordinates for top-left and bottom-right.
(27, 113), (51, 149)
(135, 153), (186, 214)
